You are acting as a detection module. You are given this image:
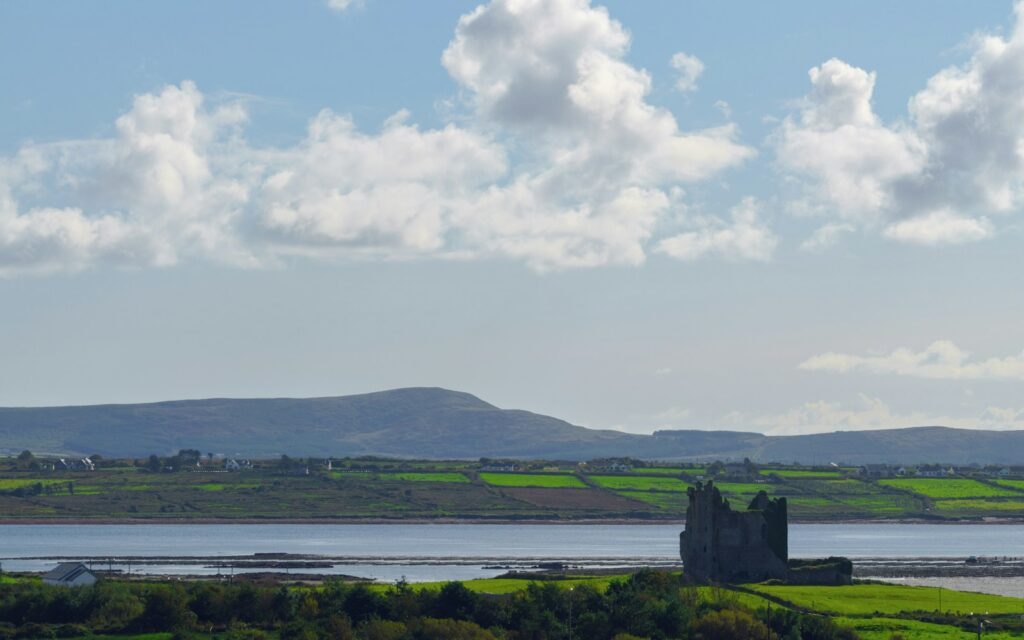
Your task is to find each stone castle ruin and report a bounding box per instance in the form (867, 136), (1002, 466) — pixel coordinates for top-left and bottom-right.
(680, 480), (851, 584)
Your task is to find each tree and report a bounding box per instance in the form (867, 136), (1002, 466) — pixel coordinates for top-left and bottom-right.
(139, 585), (196, 631)
(692, 609), (774, 640)
(16, 450), (35, 470)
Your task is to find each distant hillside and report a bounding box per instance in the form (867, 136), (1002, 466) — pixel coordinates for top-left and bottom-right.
(1, 388), (1023, 464)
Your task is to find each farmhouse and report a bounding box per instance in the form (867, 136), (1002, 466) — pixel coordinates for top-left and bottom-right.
(224, 459), (252, 471)
(42, 562), (97, 587)
(858, 464), (894, 478)
(56, 457), (95, 472)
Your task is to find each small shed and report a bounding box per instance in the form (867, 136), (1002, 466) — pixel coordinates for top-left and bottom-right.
(42, 562), (97, 587)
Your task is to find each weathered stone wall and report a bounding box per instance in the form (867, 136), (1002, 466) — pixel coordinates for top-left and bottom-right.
(680, 481), (788, 582)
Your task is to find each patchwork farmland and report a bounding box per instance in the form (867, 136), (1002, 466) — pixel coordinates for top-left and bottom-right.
(1, 455), (1023, 521)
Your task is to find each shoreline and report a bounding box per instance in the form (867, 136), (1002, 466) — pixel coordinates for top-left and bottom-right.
(0, 516), (1022, 525)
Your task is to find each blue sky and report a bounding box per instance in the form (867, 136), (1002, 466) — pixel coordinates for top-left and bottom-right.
(2, 1), (1024, 435)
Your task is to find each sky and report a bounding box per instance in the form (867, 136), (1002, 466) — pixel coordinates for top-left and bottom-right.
(2, 0), (1024, 435)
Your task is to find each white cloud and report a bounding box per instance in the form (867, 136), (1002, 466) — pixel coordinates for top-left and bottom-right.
(775, 5), (1024, 245)
(0, 81), (251, 276)
(670, 52), (704, 92)
(731, 394), (1024, 436)
(0, 0), (755, 276)
(799, 340), (1024, 381)
(325, 0), (361, 12)
(655, 196), (778, 262)
(800, 222), (854, 252)
(882, 210), (993, 245)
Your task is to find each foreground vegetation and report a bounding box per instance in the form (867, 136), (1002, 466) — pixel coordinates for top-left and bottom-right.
(2, 452), (1024, 522)
(2, 571), (1023, 639)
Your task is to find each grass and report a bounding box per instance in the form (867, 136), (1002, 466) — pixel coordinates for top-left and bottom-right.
(0, 478), (70, 491)
(479, 473), (586, 488)
(588, 475), (689, 491)
(749, 583), (1024, 615)
(933, 499), (1024, 513)
(759, 469), (842, 478)
(837, 616), (1022, 640)
(993, 479), (1024, 492)
(878, 478), (1022, 499)
(616, 490), (684, 510)
(630, 467), (686, 475)
(334, 471), (469, 484)
(713, 481), (771, 494)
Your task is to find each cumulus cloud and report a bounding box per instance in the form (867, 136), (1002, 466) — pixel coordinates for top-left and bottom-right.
(799, 340), (1024, 381)
(670, 52), (704, 92)
(800, 222), (854, 252)
(882, 210), (993, 245)
(325, 0), (361, 12)
(730, 394), (1024, 436)
(775, 4), (1024, 245)
(655, 197), (778, 261)
(0, 81), (251, 275)
(0, 0), (755, 276)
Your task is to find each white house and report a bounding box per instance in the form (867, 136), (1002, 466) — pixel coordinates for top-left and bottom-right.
(42, 562), (97, 587)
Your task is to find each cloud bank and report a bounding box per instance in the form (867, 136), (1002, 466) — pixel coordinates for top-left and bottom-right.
(800, 340), (1024, 381)
(0, 0), (756, 277)
(720, 394), (1024, 435)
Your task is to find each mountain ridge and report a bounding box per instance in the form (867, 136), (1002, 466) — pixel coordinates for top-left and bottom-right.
(1, 387), (1021, 464)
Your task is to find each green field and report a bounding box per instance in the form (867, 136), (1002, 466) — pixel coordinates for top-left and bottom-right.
(478, 472), (586, 488)
(750, 583), (1024, 615)
(879, 478), (1021, 499)
(333, 471), (469, 483)
(839, 616), (1022, 640)
(588, 475), (689, 491)
(0, 478), (71, 491)
(4, 460), (1024, 522)
(933, 499), (1024, 514)
(760, 468), (842, 478)
(616, 490), (684, 510)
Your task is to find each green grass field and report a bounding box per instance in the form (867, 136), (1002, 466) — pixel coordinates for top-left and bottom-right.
(630, 467), (687, 475)
(616, 490), (684, 510)
(878, 478), (1022, 499)
(933, 499), (1024, 514)
(333, 471), (469, 483)
(588, 475), (689, 491)
(759, 469), (842, 478)
(838, 616), (1022, 640)
(0, 478), (71, 491)
(993, 479), (1024, 492)
(750, 583), (1024, 615)
(478, 472), (586, 488)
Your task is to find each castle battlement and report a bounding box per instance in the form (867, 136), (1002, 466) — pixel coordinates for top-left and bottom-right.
(680, 480), (788, 582)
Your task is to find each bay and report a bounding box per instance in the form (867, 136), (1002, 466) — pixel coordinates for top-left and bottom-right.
(2, 523), (1022, 587)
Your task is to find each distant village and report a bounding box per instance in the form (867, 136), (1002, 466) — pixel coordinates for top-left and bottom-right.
(4, 448), (1023, 481)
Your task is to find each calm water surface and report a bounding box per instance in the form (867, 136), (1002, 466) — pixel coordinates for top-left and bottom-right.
(2, 523), (1022, 585)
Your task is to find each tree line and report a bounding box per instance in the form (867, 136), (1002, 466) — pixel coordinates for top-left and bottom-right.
(0, 571), (858, 640)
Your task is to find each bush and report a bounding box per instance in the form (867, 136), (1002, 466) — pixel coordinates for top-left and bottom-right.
(692, 609), (774, 640)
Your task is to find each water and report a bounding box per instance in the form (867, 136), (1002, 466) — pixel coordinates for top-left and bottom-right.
(2, 523), (1022, 586)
